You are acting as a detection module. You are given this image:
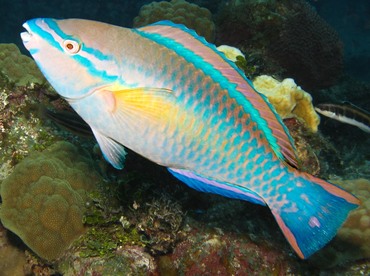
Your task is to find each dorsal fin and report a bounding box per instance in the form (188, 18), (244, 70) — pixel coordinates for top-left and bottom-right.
(137, 21), (298, 167)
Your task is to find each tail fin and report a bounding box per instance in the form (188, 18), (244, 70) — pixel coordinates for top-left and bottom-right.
(266, 171), (359, 259)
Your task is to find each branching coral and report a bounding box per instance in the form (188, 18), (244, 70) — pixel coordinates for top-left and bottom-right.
(0, 141), (101, 260)
(133, 0), (215, 42)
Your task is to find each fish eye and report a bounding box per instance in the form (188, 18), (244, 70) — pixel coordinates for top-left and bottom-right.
(63, 39), (81, 54)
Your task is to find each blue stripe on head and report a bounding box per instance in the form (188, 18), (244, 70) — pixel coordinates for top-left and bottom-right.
(83, 45), (113, 62)
(73, 54), (118, 82)
(29, 49), (39, 55)
(27, 18), (64, 52)
(37, 19), (118, 82)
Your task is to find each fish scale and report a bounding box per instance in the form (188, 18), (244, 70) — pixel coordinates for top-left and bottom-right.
(21, 18), (360, 259)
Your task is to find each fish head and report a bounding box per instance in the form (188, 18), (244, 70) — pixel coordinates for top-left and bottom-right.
(21, 18), (120, 99)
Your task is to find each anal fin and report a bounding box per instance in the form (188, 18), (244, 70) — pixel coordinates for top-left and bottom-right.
(168, 168), (266, 206)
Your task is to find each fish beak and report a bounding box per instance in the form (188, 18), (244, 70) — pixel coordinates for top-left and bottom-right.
(20, 22), (32, 43)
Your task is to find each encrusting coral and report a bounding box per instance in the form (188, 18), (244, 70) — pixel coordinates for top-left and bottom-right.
(0, 141), (102, 260)
(0, 71), (62, 173)
(253, 75), (320, 132)
(216, 45), (245, 62)
(333, 179), (370, 259)
(133, 0), (215, 42)
(0, 43), (46, 86)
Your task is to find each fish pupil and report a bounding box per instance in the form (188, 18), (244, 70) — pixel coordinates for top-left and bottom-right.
(63, 40), (80, 54)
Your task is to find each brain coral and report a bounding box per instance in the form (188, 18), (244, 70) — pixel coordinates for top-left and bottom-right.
(0, 141), (101, 260)
(335, 179), (370, 259)
(216, 0), (343, 90)
(0, 43), (46, 86)
(268, 0), (343, 90)
(133, 0), (215, 42)
(253, 75), (320, 132)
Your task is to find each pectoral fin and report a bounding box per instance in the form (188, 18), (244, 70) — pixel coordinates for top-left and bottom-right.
(92, 86), (177, 169)
(108, 86), (177, 124)
(91, 127), (127, 169)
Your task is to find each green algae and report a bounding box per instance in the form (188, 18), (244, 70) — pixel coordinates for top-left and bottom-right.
(234, 55), (260, 79)
(75, 190), (146, 259)
(76, 222), (145, 259)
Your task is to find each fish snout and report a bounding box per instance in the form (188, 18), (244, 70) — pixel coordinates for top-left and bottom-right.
(20, 18), (47, 48)
(20, 22), (33, 46)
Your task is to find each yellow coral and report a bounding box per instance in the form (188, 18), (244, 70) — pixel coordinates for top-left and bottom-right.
(0, 142), (101, 260)
(216, 45), (245, 62)
(133, 0), (215, 42)
(0, 43), (46, 86)
(253, 75), (320, 132)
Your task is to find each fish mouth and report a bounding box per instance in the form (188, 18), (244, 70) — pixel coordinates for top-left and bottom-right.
(20, 22), (32, 43)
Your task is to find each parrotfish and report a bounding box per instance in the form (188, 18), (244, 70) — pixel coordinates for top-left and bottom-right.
(21, 18), (359, 259)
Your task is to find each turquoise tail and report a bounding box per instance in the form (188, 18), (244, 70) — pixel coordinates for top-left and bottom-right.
(266, 171), (359, 259)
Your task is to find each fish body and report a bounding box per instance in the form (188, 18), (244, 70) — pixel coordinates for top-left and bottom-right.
(21, 18), (359, 259)
(315, 102), (370, 133)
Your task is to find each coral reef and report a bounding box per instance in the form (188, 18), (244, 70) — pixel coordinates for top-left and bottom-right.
(283, 118), (320, 175)
(268, 0), (343, 90)
(133, 0), (215, 42)
(215, 0), (285, 77)
(157, 229), (295, 275)
(74, 187), (145, 259)
(0, 141), (102, 260)
(0, 223), (27, 276)
(137, 196), (184, 255)
(60, 245), (157, 275)
(216, 0), (280, 48)
(216, 0), (343, 90)
(216, 44), (261, 79)
(338, 179), (370, 257)
(0, 72), (61, 171)
(253, 75), (320, 132)
(0, 44), (46, 86)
